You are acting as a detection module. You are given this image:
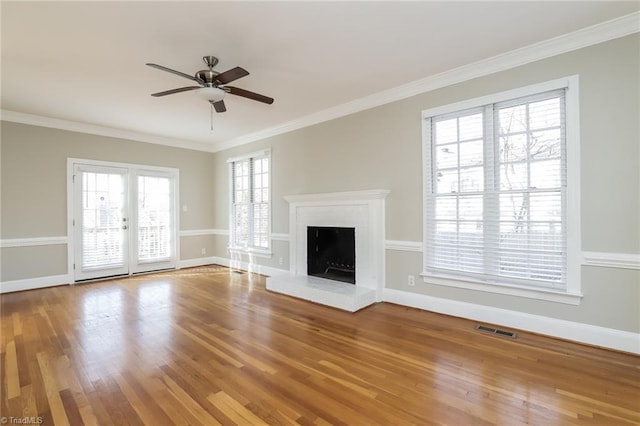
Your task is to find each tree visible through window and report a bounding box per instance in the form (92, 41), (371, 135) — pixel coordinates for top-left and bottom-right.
(424, 89), (569, 290)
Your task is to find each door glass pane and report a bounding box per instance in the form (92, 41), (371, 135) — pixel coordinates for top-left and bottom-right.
(81, 171), (125, 270)
(137, 175), (172, 262)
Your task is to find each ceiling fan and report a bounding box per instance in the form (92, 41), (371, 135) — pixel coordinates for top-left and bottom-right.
(146, 56), (274, 113)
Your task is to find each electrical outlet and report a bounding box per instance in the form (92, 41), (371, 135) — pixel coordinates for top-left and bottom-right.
(408, 275), (415, 286)
(201, 248), (206, 255)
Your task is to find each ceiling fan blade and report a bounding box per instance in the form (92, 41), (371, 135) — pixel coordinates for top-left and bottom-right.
(211, 100), (227, 113)
(225, 86), (274, 104)
(215, 67), (250, 84)
(146, 63), (203, 83)
(151, 86), (201, 97)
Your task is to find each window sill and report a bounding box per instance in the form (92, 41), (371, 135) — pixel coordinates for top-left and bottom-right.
(228, 247), (273, 259)
(420, 272), (583, 305)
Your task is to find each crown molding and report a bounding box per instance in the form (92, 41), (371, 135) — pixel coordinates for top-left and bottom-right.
(214, 11), (640, 153)
(2, 12), (638, 154)
(0, 110), (215, 153)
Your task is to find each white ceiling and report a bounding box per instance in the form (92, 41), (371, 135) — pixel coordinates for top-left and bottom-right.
(2, 2), (638, 152)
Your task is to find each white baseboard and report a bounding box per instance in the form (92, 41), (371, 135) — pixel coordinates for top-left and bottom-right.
(211, 256), (289, 277)
(0, 274), (72, 294)
(1, 257), (286, 293)
(178, 256), (219, 269)
(383, 288), (640, 354)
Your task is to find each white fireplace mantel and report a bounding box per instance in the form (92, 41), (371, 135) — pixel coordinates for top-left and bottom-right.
(266, 189), (389, 312)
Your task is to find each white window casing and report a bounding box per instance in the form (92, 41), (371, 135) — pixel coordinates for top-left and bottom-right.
(421, 76), (582, 305)
(228, 149), (272, 256)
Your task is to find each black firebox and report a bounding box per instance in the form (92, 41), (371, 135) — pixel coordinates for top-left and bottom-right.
(307, 226), (355, 284)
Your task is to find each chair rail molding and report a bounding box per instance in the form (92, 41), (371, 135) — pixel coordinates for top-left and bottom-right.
(0, 236), (69, 248)
(582, 251), (640, 270)
(385, 240), (423, 252)
(179, 229), (229, 237)
(380, 240), (640, 272)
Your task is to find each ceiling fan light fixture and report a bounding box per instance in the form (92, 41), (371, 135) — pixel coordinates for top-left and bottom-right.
(196, 86), (225, 102)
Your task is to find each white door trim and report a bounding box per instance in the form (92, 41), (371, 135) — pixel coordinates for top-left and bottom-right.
(73, 163), (130, 281)
(67, 158), (180, 282)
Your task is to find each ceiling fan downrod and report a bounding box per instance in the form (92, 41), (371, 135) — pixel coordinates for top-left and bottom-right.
(203, 56), (219, 70)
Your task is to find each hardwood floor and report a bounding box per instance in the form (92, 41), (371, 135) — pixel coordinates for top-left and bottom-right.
(1, 266), (639, 425)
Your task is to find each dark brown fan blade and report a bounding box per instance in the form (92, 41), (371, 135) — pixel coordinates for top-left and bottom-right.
(215, 67), (249, 84)
(225, 86), (274, 104)
(151, 86), (201, 97)
(146, 63), (203, 84)
(211, 100), (226, 113)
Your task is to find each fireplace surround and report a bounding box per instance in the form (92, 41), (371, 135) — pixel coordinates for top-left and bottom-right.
(266, 189), (389, 312)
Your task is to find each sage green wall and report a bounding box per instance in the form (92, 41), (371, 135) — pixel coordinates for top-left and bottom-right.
(211, 34), (640, 333)
(0, 122), (216, 281)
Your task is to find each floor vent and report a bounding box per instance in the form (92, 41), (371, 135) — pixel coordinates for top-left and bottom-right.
(475, 325), (517, 339)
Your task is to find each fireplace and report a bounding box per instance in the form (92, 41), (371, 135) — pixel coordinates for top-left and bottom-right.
(266, 189), (389, 312)
(307, 226), (355, 284)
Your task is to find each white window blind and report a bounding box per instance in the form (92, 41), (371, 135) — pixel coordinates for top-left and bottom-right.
(137, 174), (173, 262)
(81, 171), (126, 270)
(230, 151), (270, 251)
(425, 89), (567, 290)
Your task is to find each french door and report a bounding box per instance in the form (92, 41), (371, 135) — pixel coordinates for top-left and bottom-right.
(72, 161), (178, 281)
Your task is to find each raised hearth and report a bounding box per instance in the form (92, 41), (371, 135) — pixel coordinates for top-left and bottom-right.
(266, 189), (389, 312)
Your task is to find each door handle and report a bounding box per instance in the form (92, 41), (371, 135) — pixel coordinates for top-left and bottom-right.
(122, 225), (128, 230)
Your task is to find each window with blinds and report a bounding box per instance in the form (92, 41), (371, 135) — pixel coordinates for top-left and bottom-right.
(424, 85), (574, 292)
(229, 150), (271, 252)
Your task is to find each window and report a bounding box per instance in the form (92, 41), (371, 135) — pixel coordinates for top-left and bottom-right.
(422, 77), (581, 303)
(229, 150), (271, 254)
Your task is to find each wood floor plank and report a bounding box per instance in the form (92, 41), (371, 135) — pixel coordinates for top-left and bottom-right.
(116, 370), (173, 425)
(59, 388), (84, 426)
(161, 373), (222, 426)
(207, 391), (269, 425)
(1, 265), (638, 425)
(35, 351), (70, 426)
(5, 340), (21, 399)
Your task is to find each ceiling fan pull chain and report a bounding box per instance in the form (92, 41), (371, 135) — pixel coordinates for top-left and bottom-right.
(210, 103), (214, 132)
